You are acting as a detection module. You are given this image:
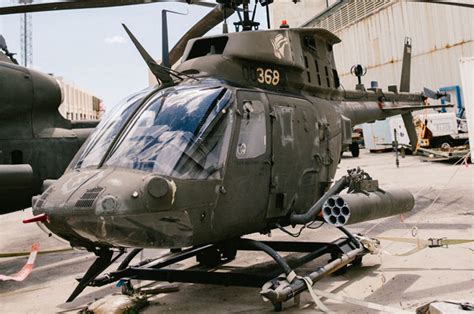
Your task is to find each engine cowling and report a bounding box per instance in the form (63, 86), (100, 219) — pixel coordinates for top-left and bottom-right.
(0, 61), (65, 140)
(0, 164), (39, 214)
(0, 61), (62, 116)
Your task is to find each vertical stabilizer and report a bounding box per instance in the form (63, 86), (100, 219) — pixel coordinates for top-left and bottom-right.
(399, 37), (418, 150)
(399, 37), (412, 93)
(402, 112), (418, 151)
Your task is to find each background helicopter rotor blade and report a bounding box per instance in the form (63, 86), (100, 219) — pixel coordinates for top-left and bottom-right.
(169, 4), (234, 66)
(0, 0), (217, 15)
(414, 0), (474, 8)
(0, 0), (234, 67)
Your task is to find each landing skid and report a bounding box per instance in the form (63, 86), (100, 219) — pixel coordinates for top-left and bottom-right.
(72, 229), (367, 311)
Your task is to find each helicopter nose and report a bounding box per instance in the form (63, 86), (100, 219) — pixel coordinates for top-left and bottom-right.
(25, 168), (198, 249)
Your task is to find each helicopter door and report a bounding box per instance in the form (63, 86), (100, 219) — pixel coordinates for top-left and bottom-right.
(213, 91), (271, 236)
(266, 95), (316, 218)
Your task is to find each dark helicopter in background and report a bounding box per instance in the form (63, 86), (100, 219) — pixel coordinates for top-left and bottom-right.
(0, 0), (234, 215)
(0, 34), (99, 214)
(1, 0), (461, 310)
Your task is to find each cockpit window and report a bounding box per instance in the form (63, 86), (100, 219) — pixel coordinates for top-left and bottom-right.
(70, 88), (152, 170)
(104, 86), (233, 179)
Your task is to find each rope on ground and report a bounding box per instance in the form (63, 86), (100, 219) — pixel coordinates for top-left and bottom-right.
(0, 247), (72, 258)
(295, 275), (330, 312)
(286, 268), (410, 313)
(0, 244), (39, 282)
(362, 150), (471, 251)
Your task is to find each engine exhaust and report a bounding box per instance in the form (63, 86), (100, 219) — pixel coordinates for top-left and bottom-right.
(322, 189), (414, 226)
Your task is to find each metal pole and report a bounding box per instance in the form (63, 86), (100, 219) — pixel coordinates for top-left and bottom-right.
(23, 12), (27, 66)
(162, 10), (169, 67)
(266, 2), (270, 29)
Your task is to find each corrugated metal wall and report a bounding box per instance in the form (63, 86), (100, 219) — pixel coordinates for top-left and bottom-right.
(312, 1), (474, 93)
(460, 57), (474, 161)
(271, 0), (328, 29)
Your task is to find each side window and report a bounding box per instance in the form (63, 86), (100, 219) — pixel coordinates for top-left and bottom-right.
(274, 105), (295, 147)
(236, 100), (266, 159)
(341, 115), (352, 145)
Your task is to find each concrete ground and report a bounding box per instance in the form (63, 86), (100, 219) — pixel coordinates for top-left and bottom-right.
(0, 149), (473, 313)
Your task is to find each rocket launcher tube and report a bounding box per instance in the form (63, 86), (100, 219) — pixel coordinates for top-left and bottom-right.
(290, 175), (350, 225)
(322, 189), (414, 226)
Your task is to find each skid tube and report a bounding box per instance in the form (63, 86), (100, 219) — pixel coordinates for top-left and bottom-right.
(86, 229), (367, 311)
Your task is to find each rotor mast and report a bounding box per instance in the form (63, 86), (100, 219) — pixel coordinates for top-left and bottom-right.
(229, 0), (273, 32)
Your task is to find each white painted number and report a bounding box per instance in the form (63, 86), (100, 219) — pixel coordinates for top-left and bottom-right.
(257, 68), (264, 84)
(256, 68), (280, 86)
(265, 69), (273, 84)
(272, 70), (280, 86)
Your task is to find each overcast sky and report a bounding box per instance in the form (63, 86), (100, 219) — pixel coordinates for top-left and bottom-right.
(0, 1), (266, 108)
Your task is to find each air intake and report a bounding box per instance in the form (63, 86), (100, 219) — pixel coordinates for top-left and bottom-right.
(75, 187), (104, 209)
(34, 187), (53, 209)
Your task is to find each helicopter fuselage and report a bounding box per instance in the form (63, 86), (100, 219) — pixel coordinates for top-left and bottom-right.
(33, 79), (347, 249)
(32, 27), (426, 251)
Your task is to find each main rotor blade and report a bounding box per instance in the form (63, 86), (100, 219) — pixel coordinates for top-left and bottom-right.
(0, 0), (216, 15)
(414, 0), (474, 8)
(169, 4), (234, 65)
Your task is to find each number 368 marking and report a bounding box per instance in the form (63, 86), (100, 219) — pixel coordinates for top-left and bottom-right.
(256, 68), (280, 86)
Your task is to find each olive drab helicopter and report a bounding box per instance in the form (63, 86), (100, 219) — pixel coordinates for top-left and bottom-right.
(0, 34), (99, 214)
(1, 0), (457, 310)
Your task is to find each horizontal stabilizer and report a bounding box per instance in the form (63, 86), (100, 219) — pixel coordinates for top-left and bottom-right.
(401, 112), (418, 150)
(381, 104), (453, 112)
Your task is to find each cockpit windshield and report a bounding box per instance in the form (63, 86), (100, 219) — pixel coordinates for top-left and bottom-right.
(70, 88), (153, 170)
(104, 85), (233, 179)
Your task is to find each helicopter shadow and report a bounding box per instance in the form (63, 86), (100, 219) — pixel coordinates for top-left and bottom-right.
(156, 251), (382, 312)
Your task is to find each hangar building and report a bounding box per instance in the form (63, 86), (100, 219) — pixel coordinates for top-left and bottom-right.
(271, 0), (473, 154)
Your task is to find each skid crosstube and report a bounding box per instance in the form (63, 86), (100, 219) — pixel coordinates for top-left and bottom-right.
(85, 234), (367, 310)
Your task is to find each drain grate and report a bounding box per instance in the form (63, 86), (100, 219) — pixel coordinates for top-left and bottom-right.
(75, 187), (104, 209)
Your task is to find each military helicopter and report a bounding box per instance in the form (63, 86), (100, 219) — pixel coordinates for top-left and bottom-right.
(0, 1), (235, 216)
(0, 34), (100, 214)
(2, 0), (455, 310)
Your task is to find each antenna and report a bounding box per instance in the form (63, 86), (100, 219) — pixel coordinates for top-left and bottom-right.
(122, 24), (173, 85)
(399, 37), (412, 93)
(162, 9), (187, 68)
(350, 64), (367, 91)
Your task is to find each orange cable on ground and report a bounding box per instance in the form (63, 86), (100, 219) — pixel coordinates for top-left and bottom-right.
(0, 243), (39, 282)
